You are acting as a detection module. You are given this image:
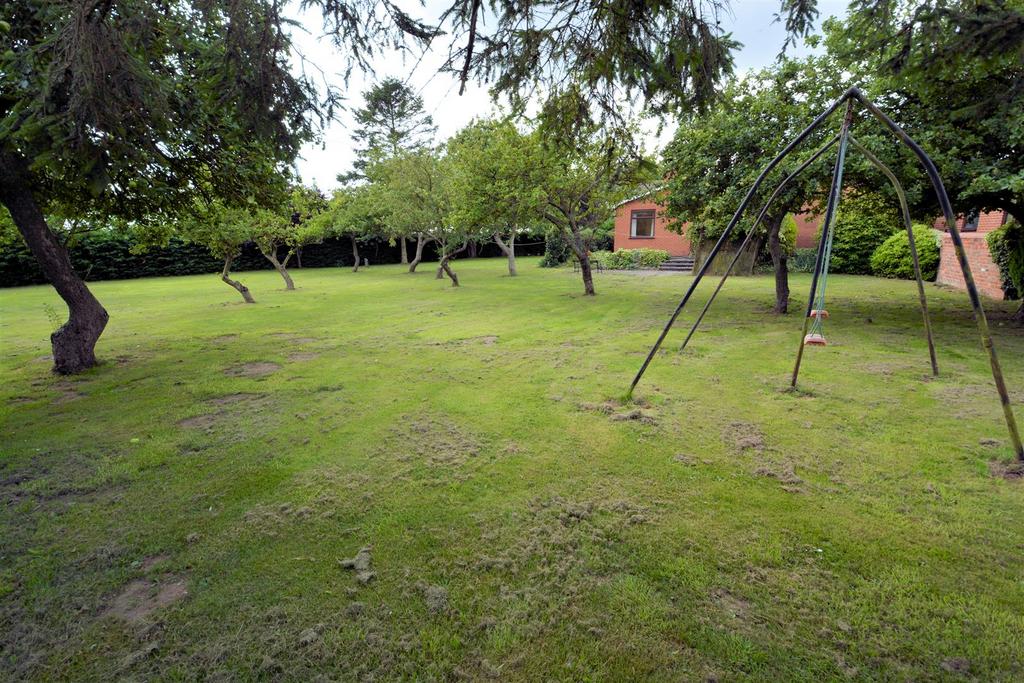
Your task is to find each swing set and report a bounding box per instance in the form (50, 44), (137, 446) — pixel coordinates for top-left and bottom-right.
(627, 88), (1023, 461)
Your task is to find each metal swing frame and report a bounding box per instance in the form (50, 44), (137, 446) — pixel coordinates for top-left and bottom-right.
(627, 88), (1023, 460)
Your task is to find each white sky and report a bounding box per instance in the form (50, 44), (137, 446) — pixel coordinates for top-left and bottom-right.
(289, 0), (850, 191)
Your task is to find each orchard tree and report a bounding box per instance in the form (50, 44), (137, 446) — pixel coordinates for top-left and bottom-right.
(447, 119), (546, 276)
(662, 63), (848, 313)
(369, 150), (471, 285)
(181, 204), (259, 304)
(314, 186), (383, 272)
(250, 187), (327, 289)
(531, 95), (655, 295)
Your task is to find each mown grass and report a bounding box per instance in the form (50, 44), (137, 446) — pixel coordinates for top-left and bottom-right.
(1, 257), (1023, 681)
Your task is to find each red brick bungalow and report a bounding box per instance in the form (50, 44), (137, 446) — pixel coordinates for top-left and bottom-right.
(613, 191), (820, 256)
(934, 210), (1011, 300)
(615, 193), (1012, 300)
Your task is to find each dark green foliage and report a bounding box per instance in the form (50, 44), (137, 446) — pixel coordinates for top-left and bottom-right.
(987, 219), (1024, 300)
(0, 235), (428, 287)
(828, 193), (901, 275)
(539, 228), (572, 267)
(870, 225), (941, 281)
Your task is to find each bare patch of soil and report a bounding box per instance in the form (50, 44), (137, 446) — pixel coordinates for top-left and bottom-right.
(52, 382), (85, 405)
(722, 421), (765, 452)
(710, 588), (750, 621)
(753, 461), (804, 492)
(989, 459), (1024, 480)
(224, 361), (280, 378)
(578, 398), (658, 424)
(176, 413), (221, 430)
(270, 333), (319, 344)
(104, 576), (188, 626)
(288, 351), (321, 362)
(140, 554), (171, 571)
(208, 334), (239, 344)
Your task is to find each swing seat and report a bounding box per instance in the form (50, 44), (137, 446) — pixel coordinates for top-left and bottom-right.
(809, 309), (829, 319)
(803, 333), (827, 346)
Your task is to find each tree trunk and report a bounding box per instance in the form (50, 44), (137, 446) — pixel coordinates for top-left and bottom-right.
(495, 232), (517, 276)
(261, 247), (294, 290)
(0, 151), (109, 374)
(409, 233), (431, 273)
(468, 241), (478, 258)
(222, 255), (255, 303)
(296, 247), (303, 268)
(440, 259), (460, 286)
(399, 237), (409, 265)
(351, 235), (360, 272)
(438, 243), (468, 287)
(567, 225), (596, 295)
(766, 214), (789, 314)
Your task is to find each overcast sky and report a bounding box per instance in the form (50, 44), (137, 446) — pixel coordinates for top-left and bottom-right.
(289, 0), (850, 191)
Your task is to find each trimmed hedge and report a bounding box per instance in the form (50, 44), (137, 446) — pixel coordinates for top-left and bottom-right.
(869, 225), (942, 281)
(0, 233), (546, 287)
(986, 219), (1023, 300)
(592, 248), (669, 269)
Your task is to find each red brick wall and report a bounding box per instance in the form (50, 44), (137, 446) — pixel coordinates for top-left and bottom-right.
(794, 211), (821, 248)
(937, 234), (1005, 300)
(613, 199), (691, 256)
(612, 197), (821, 255)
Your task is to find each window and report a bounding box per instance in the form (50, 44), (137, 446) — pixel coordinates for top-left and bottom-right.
(962, 209), (980, 232)
(631, 209), (656, 238)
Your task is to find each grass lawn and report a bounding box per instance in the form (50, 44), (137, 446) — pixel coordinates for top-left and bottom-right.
(2, 257), (1024, 681)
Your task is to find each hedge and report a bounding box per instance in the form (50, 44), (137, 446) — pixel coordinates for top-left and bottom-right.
(869, 225), (942, 281)
(592, 248), (670, 269)
(0, 233), (546, 288)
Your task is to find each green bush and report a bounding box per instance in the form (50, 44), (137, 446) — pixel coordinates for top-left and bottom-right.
(539, 228), (572, 267)
(827, 192), (901, 274)
(986, 219), (1023, 300)
(779, 214), (798, 255)
(592, 248), (669, 269)
(869, 224), (942, 281)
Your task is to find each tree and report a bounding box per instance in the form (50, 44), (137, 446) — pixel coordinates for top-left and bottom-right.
(0, 0), (336, 373)
(313, 186), (383, 272)
(340, 78), (437, 265)
(824, 1), (1024, 221)
(368, 150), (470, 285)
(180, 204), (259, 304)
(446, 119), (546, 276)
(250, 187), (327, 289)
(530, 97), (654, 295)
(662, 64), (842, 313)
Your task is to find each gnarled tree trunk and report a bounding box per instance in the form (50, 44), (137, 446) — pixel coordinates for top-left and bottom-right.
(409, 233), (432, 273)
(351, 235), (361, 272)
(494, 232), (517, 276)
(260, 247), (294, 290)
(766, 214), (789, 314)
(222, 255), (255, 303)
(399, 237), (409, 265)
(438, 243), (468, 287)
(0, 151), (109, 374)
